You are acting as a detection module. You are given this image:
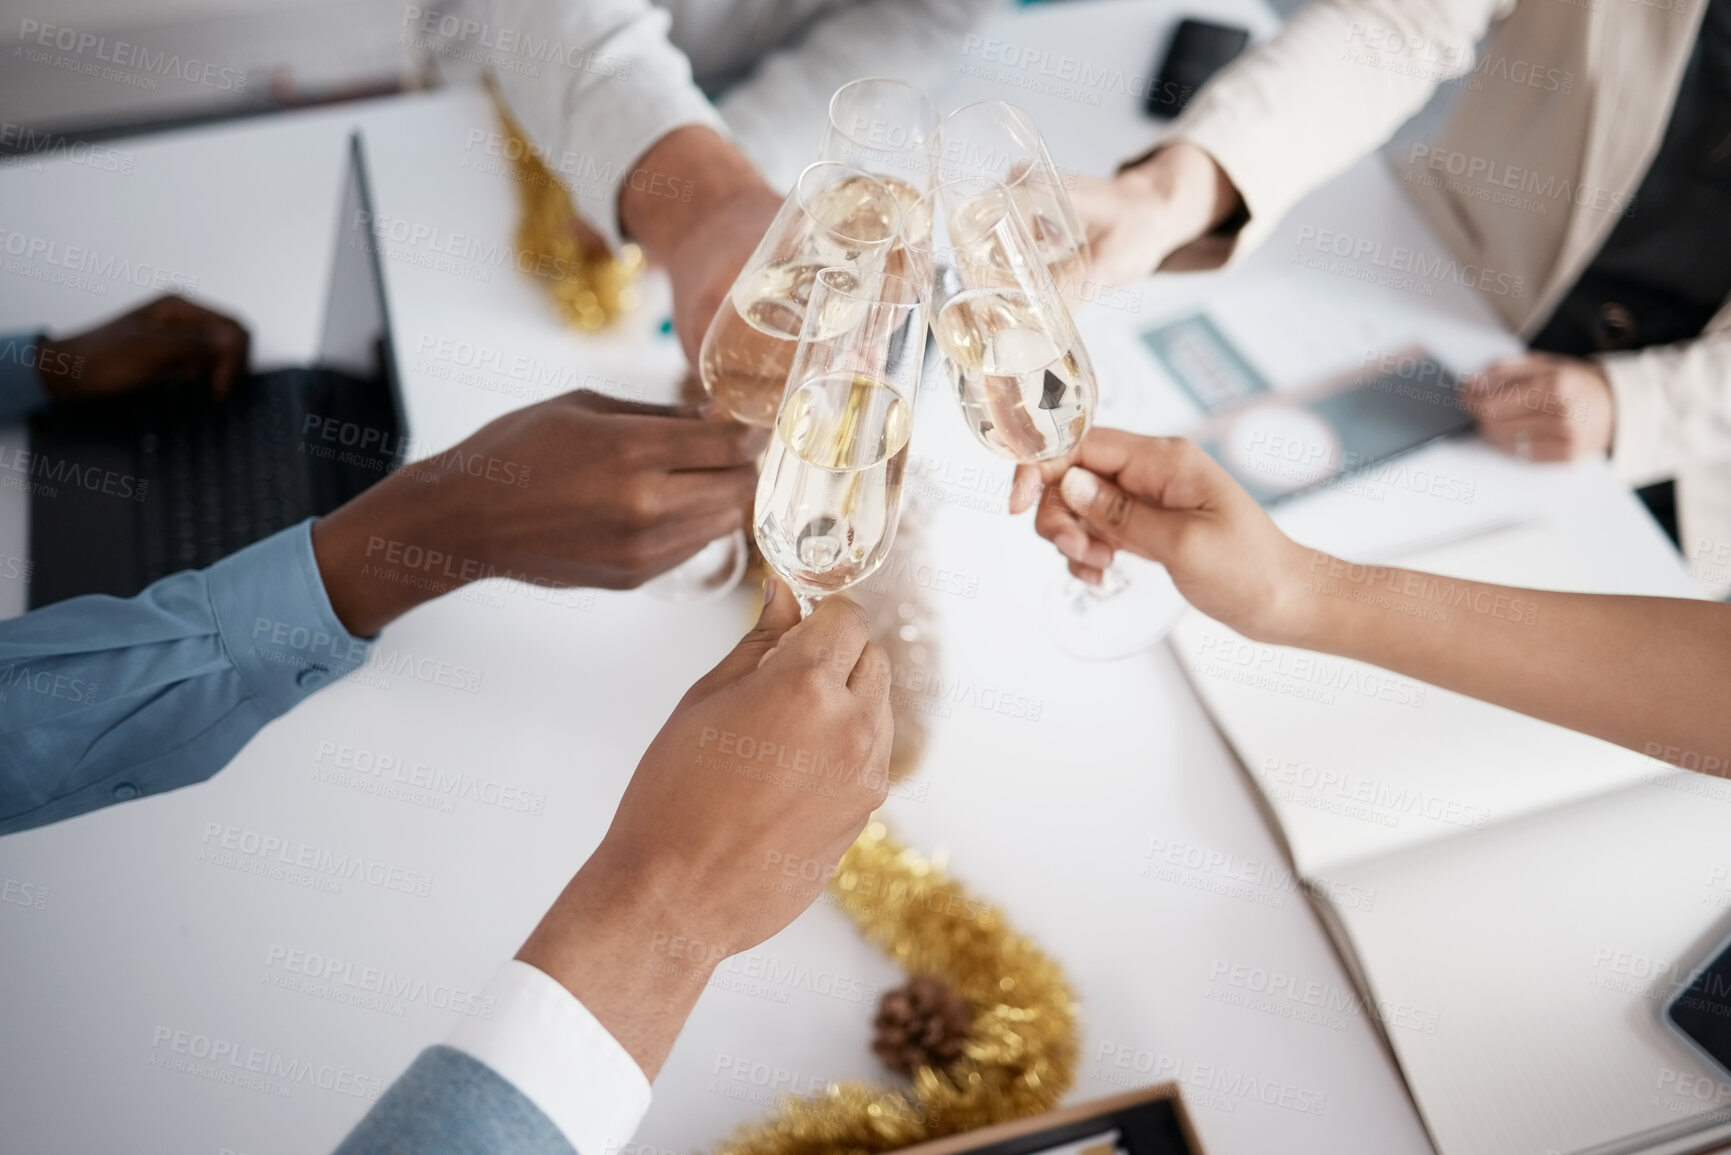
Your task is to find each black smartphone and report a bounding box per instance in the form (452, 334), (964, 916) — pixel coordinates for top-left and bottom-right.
(1145, 18), (1250, 118)
(1667, 930), (1731, 1079)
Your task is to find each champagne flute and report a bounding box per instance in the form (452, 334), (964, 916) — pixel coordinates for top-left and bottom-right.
(910, 180), (1182, 658)
(699, 161), (903, 428)
(754, 268), (924, 616)
(820, 78), (940, 215)
(938, 102), (1140, 423)
(662, 164), (898, 602)
(937, 101), (1090, 295)
(911, 179), (1095, 462)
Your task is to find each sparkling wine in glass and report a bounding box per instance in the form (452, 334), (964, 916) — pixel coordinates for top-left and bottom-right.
(820, 78), (940, 217)
(908, 180), (1181, 658)
(755, 268), (924, 615)
(699, 163), (903, 428)
(911, 180), (1095, 462)
(937, 100), (1090, 295)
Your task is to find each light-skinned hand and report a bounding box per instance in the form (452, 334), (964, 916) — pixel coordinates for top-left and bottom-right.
(1467, 352), (1614, 461)
(1069, 141), (1244, 285)
(1024, 430), (1313, 645)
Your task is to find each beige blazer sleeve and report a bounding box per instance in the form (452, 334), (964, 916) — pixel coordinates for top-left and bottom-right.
(1164, 0), (1514, 264)
(1598, 308), (1731, 553)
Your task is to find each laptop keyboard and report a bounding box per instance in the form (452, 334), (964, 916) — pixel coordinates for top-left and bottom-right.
(27, 367), (400, 609)
(136, 377), (316, 584)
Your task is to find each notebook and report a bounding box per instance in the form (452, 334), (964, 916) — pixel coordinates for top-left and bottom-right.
(1170, 521), (1731, 1155)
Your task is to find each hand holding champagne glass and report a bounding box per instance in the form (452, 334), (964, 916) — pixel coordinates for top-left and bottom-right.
(908, 178), (1183, 659)
(754, 269), (925, 615)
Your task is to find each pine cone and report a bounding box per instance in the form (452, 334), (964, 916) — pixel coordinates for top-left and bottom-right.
(872, 975), (973, 1076)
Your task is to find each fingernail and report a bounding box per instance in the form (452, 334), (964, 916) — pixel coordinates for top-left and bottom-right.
(1055, 530), (1086, 561)
(763, 580), (775, 607)
(1060, 467), (1099, 510)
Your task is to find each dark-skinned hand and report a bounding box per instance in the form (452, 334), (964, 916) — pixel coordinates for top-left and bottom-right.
(36, 294), (250, 401)
(312, 390), (768, 636)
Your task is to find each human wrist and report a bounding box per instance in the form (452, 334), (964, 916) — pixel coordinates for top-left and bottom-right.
(311, 472), (472, 637)
(1120, 141), (1241, 250)
(619, 126), (772, 261)
(518, 853), (715, 1079)
(524, 854), (715, 982)
(1253, 545), (1339, 650)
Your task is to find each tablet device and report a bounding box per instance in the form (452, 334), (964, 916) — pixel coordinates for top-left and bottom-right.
(1195, 352), (1475, 505)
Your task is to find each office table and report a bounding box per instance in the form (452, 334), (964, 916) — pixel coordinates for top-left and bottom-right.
(0, 2), (1699, 1153)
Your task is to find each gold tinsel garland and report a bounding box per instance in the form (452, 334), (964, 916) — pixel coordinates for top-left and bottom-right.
(489, 82), (643, 331)
(716, 821), (1079, 1155)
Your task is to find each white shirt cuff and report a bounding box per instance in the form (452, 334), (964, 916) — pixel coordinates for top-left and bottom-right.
(447, 960), (652, 1154)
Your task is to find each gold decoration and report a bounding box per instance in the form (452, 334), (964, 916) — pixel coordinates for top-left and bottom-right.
(488, 81), (643, 331)
(716, 822), (1078, 1154)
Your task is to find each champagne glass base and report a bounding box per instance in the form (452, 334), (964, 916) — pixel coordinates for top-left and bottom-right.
(644, 531), (749, 603)
(1040, 554), (1187, 660)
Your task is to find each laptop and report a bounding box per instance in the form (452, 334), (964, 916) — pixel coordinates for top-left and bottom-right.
(25, 132), (407, 609)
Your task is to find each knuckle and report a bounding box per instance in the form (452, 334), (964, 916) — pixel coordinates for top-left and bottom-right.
(825, 597), (872, 641)
(845, 720), (878, 765)
(620, 482), (661, 524)
(797, 662), (838, 697)
(1101, 487), (1133, 529)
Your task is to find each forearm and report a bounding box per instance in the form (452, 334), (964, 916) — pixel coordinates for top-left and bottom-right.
(512, 858), (709, 1073)
(312, 470), (476, 637)
(1119, 142), (1246, 268)
(618, 125), (771, 260)
(515, 854), (713, 1080)
(1290, 553), (1731, 770)
(0, 523), (370, 833)
(1148, 0), (1501, 262)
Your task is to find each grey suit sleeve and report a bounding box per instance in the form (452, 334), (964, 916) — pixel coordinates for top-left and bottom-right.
(333, 1046), (578, 1155)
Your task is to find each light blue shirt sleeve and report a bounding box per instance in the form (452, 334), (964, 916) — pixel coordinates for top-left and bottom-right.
(0, 519), (372, 835)
(0, 332), (51, 424)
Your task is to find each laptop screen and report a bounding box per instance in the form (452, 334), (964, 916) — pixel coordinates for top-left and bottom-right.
(316, 132), (407, 464)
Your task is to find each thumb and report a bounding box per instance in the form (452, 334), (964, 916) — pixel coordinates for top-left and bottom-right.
(745, 576), (801, 664)
(687, 578), (800, 697)
(1058, 466), (1174, 558)
(1008, 464), (1044, 514)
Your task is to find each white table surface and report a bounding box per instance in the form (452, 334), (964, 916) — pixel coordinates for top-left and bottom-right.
(0, 2), (1699, 1154)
